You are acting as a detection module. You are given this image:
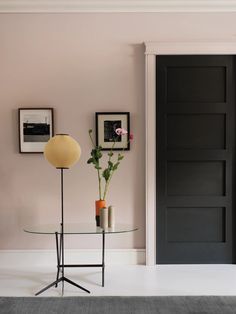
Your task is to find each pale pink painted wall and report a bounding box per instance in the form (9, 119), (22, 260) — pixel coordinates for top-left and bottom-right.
(0, 13), (236, 249)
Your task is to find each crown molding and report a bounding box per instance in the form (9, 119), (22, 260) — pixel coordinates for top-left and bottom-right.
(1, 0), (236, 13)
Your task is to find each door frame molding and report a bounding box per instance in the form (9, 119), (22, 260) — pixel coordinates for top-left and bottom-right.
(145, 41), (236, 265)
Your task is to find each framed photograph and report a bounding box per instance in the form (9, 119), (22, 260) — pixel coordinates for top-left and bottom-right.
(96, 112), (130, 150)
(18, 108), (54, 153)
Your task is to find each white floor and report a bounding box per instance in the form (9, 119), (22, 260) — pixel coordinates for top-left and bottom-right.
(1, 265), (236, 297)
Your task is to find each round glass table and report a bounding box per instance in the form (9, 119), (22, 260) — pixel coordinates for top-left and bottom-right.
(24, 223), (137, 235)
(24, 223), (138, 295)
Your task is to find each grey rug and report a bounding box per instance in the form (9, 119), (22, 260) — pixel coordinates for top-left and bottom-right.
(1, 296), (236, 314)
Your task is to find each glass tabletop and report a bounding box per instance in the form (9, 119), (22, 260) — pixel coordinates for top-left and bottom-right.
(24, 223), (138, 235)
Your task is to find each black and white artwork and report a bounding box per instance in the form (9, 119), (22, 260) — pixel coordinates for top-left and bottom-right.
(96, 112), (130, 150)
(18, 108), (54, 153)
(104, 120), (122, 142)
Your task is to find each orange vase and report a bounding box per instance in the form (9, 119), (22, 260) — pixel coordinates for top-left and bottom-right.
(95, 200), (106, 227)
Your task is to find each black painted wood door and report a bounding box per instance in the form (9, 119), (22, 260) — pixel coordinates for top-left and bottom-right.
(156, 55), (235, 264)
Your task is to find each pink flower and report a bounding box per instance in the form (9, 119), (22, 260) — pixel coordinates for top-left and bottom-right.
(115, 128), (128, 136)
(129, 133), (134, 140)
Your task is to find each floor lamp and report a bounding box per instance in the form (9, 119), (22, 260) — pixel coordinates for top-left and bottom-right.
(35, 134), (90, 296)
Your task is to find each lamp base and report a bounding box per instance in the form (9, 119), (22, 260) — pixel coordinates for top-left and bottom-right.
(35, 276), (90, 296)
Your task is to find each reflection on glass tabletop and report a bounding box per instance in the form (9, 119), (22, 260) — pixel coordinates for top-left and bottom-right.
(24, 223), (138, 235)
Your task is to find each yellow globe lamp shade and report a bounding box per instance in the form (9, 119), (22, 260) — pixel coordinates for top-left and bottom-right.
(44, 134), (81, 169)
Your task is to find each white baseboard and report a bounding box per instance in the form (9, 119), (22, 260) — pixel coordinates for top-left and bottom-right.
(0, 249), (145, 268)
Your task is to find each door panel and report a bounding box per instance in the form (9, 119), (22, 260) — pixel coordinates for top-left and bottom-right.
(167, 161), (225, 196)
(156, 55), (235, 264)
(167, 114), (225, 149)
(166, 207), (226, 243)
(167, 66), (226, 103)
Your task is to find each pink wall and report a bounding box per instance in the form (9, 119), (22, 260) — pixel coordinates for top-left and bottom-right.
(0, 12), (236, 249)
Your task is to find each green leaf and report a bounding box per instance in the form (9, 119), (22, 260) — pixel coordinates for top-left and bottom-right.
(108, 152), (114, 157)
(113, 162), (120, 171)
(91, 148), (103, 160)
(91, 149), (96, 156)
(97, 151), (102, 159)
(87, 158), (94, 164)
(102, 168), (110, 181)
(118, 154), (124, 161)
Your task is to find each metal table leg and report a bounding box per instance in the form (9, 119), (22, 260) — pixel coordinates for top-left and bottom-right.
(102, 230), (105, 287)
(36, 229), (106, 295)
(35, 230), (90, 296)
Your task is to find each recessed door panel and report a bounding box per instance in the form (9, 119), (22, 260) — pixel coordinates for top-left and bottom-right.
(167, 161), (225, 196)
(167, 114), (226, 149)
(167, 66), (226, 103)
(166, 207), (226, 243)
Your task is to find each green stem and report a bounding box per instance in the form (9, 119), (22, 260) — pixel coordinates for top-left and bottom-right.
(102, 139), (117, 200)
(98, 170), (102, 200)
(89, 131), (102, 199)
(103, 170), (114, 201)
(89, 131), (96, 147)
(109, 141), (116, 161)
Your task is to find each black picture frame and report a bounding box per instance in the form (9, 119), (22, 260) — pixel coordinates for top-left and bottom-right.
(96, 112), (130, 150)
(18, 108), (54, 153)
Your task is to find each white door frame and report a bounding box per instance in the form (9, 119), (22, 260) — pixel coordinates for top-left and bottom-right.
(145, 41), (236, 265)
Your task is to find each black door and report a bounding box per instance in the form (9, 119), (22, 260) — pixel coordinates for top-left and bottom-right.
(156, 55), (235, 264)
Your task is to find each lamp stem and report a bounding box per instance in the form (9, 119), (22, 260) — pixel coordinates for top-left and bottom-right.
(35, 165), (90, 296)
(61, 168), (65, 279)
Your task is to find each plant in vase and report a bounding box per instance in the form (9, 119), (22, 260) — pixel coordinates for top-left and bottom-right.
(87, 128), (132, 226)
